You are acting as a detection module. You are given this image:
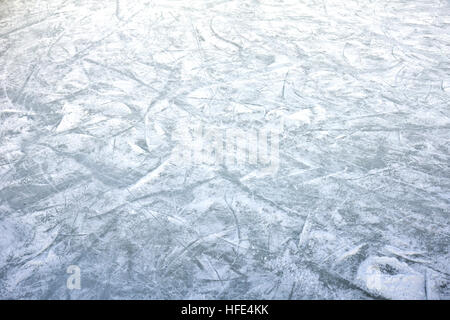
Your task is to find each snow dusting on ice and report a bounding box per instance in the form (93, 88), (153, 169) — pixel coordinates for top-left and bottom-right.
(0, 0), (449, 299)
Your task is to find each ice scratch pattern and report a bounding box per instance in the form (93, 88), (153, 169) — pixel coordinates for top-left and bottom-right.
(0, 0), (449, 299)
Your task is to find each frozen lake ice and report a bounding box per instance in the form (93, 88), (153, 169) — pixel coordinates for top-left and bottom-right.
(0, 0), (449, 299)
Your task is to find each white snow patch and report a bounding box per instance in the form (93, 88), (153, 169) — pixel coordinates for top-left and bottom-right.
(357, 256), (426, 300)
(288, 109), (312, 124)
(55, 103), (86, 133)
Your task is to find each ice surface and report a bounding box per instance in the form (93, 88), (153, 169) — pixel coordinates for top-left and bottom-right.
(0, 0), (449, 299)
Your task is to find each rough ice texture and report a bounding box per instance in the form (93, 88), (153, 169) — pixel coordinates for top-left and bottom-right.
(0, 0), (449, 299)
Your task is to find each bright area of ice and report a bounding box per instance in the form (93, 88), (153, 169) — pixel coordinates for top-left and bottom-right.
(0, 0), (449, 299)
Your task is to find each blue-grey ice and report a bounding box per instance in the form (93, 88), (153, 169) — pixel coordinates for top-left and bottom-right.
(0, 0), (449, 299)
